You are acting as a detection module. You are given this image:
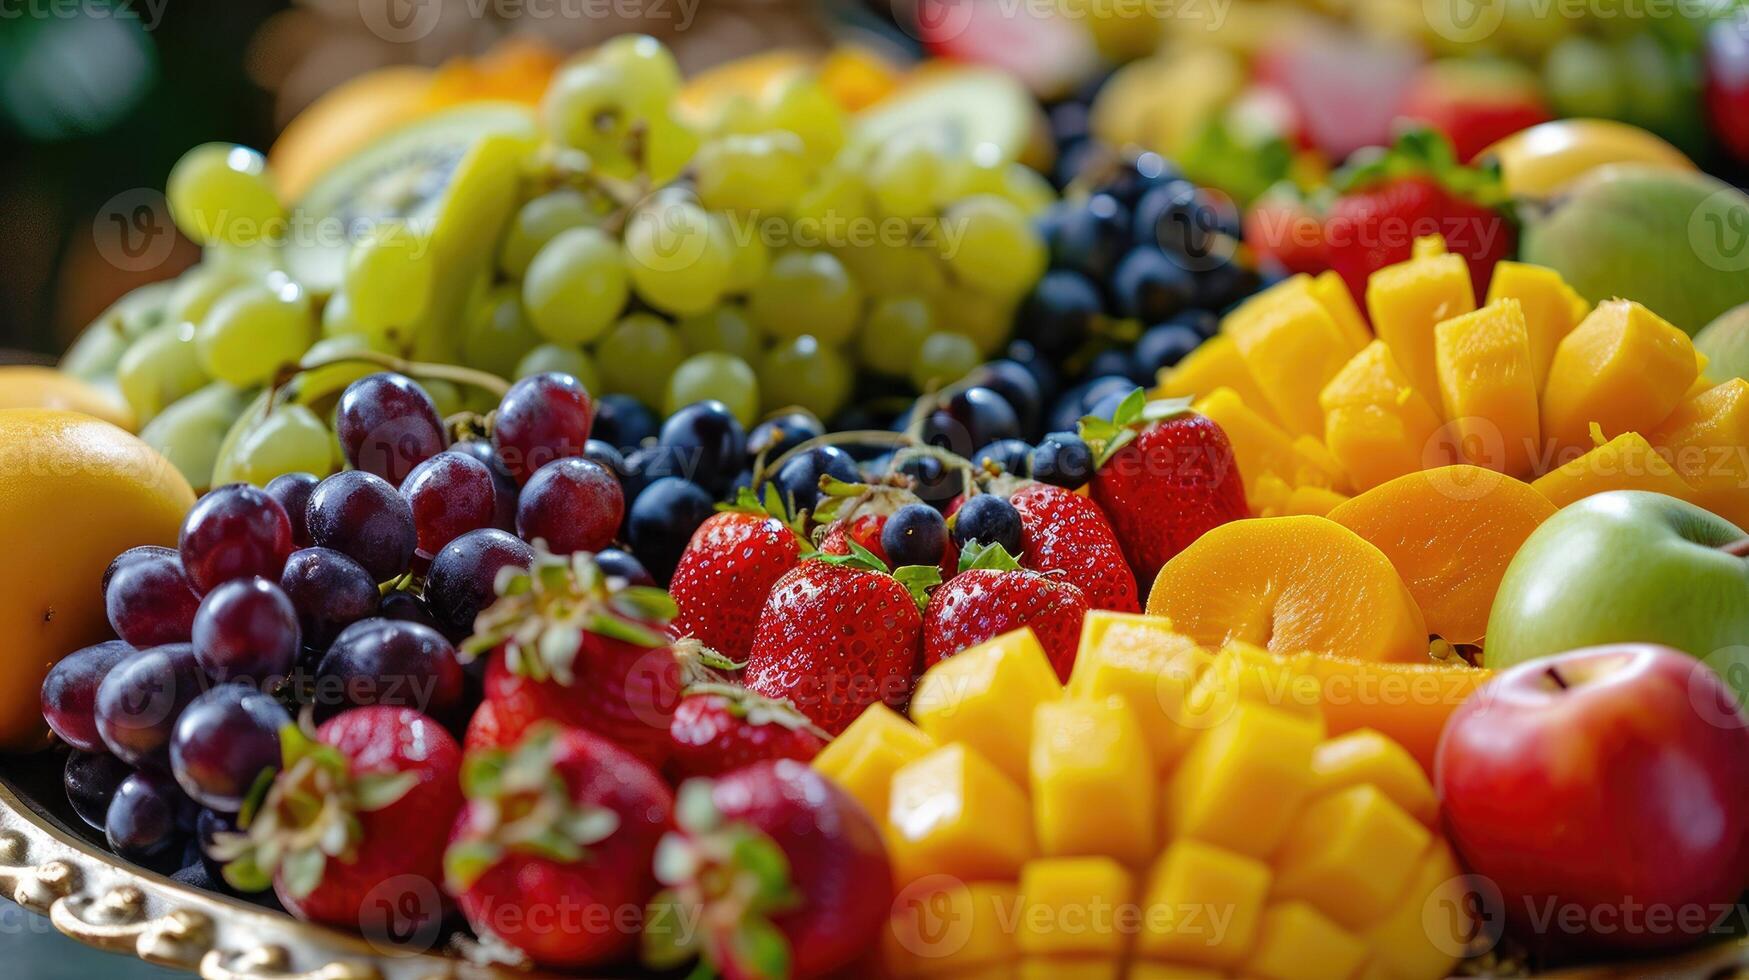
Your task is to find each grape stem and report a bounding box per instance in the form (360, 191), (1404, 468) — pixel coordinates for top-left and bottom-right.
(291, 349), (511, 399)
(755, 429), (915, 489)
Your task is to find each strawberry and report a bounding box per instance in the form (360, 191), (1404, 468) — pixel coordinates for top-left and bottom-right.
(465, 548), (684, 767)
(670, 488), (809, 664)
(1082, 389), (1249, 590)
(644, 760), (892, 980)
(462, 697), (512, 752)
(816, 479), (959, 582)
(922, 543), (1090, 681)
(445, 724), (673, 969)
(1006, 482), (1138, 613)
(1243, 185), (1328, 275)
(667, 683), (829, 782)
(1397, 58), (1551, 163)
(209, 707), (462, 936)
(743, 545), (937, 735)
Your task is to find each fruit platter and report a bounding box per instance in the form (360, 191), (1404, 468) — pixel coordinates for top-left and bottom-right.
(7, 4), (1749, 978)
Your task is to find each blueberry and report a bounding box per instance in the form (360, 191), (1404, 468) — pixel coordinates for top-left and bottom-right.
(1047, 382), (1096, 434)
(621, 443), (685, 502)
(974, 439), (1033, 476)
(1016, 270), (1104, 359)
(882, 504), (948, 568)
(591, 393), (659, 451)
(1112, 247), (1195, 323)
(1168, 309), (1220, 339)
(1102, 152), (1179, 206)
(582, 439), (627, 477)
(1134, 323), (1205, 375)
(952, 495), (1024, 555)
(1052, 138), (1103, 189)
(1086, 348), (1149, 385)
(1050, 193), (1132, 281)
(920, 387), (1021, 457)
(1082, 375), (1142, 415)
(747, 410), (824, 464)
(626, 478), (716, 584)
(771, 446), (860, 517)
(969, 360), (1045, 437)
(1196, 258), (1261, 311)
(596, 548), (655, 587)
(1048, 101), (1091, 146)
(659, 401), (745, 492)
(1031, 433), (1095, 489)
(1003, 341), (1062, 402)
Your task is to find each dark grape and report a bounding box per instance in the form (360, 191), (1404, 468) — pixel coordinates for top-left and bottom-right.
(169, 684), (289, 812)
(595, 548), (655, 588)
(264, 473), (319, 547)
(974, 439), (1033, 476)
(179, 484), (294, 593)
(1134, 322), (1205, 376)
(1112, 246), (1195, 323)
(191, 578), (300, 682)
(306, 470), (417, 582)
(1170, 309), (1219, 339)
(771, 446), (859, 517)
(335, 372), (447, 485)
(1052, 138), (1102, 189)
(1085, 383), (1136, 423)
(378, 590), (440, 631)
(426, 529), (532, 636)
(103, 545), (175, 596)
(1050, 193), (1131, 281)
(590, 392), (657, 451)
(65, 750), (132, 830)
(452, 439), (520, 532)
(106, 769), (187, 861)
(105, 549), (200, 648)
(517, 458), (623, 554)
(919, 387), (1021, 457)
(1086, 348), (1150, 385)
(42, 640), (135, 752)
(882, 504), (948, 568)
(626, 478), (715, 583)
(1031, 432), (1096, 489)
(95, 643), (209, 769)
(492, 371), (593, 484)
(1003, 341), (1061, 402)
(896, 453), (962, 510)
(317, 619), (464, 720)
(279, 547), (379, 649)
(968, 361), (1043, 438)
(1016, 269), (1103, 359)
(747, 411), (824, 465)
(658, 400), (746, 490)
(1047, 101), (1090, 146)
(583, 439), (627, 477)
(400, 450), (497, 558)
(952, 495), (1024, 555)
(1103, 151), (1178, 206)
(1195, 257), (1259, 311)
(620, 443), (683, 504)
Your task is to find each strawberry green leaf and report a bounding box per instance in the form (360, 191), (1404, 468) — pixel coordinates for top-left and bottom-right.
(1113, 386), (1147, 427)
(460, 749), (508, 800)
(816, 539), (889, 575)
(236, 766), (278, 831)
(730, 914), (793, 980)
(957, 540), (1024, 574)
(353, 770), (419, 813)
(281, 846), (327, 900)
(443, 839), (504, 894)
(893, 564), (943, 610)
(729, 830), (797, 908)
(641, 890), (703, 969)
(220, 852), (271, 894)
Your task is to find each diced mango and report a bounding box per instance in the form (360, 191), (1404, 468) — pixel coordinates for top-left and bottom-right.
(911, 628), (1062, 787)
(1017, 857), (1134, 957)
(1483, 260), (1589, 393)
(1127, 965), (1227, 980)
(813, 703), (936, 826)
(1240, 901), (1369, 980)
(1320, 340), (1450, 491)
(1312, 729), (1438, 825)
(1032, 698), (1156, 865)
(1272, 785), (1432, 931)
(1531, 431), (1696, 510)
(1433, 299), (1541, 478)
(1182, 642), (1323, 733)
(1276, 484), (1350, 517)
(1019, 958), (1120, 980)
(1302, 656), (1491, 776)
(1291, 436), (1350, 493)
(1366, 239), (1475, 408)
(1312, 270), (1373, 351)
(1157, 334), (1278, 426)
(1649, 379), (1749, 528)
(1192, 387), (1305, 508)
(1541, 300), (1698, 455)
(1163, 704), (1321, 857)
(1135, 838), (1270, 968)
(1069, 612), (1211, 772)
(886, 879), (1020, 976)
(1229, 290), (1365, 439)
(1361, 841), (1467, 980)
(888, 744), (1035, 885)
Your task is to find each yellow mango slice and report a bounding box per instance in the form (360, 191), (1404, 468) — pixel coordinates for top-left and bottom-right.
(1229, 290), (1365, 439)
(1531, 431), (1696, 511)
(812, 702), (936, 827)
(1302, 656), (1491, 777)
(1541, 299), (1698, 455)
(1163, 704), (1322, 857)
(1135, 838), (1270, 968)
(1483, 260), (1589, 393)
(1017, 857), (1134, 957)
(1031, 698), (1156, 865)
(1361, 841), (1467, 980)
(1366, 238), (1475, 408)
(1128, 966), (1227, 980)
(885, 879), (1019, 976)
(1649, 378), (1749, 528)
(1433, 299), (1542, 478)
(1181, 642), (1323, 733)
(1192, 387), (1305, 508)
(1312, 270), (1373, 351)
(1320, 340), (1449, 491)
(1240, 901), (1369, 980)
(1292, 436), (1350, 492)
(1157, 334), (1278, 426)
(1069, 612), (1211, 772)
(1272, 784), (1432, 931)
(911, 628), (1062, 787)
(1019, 959), (1120, 980)
(1312, 729), (1439, 825)
(888, 743), (1035, 885)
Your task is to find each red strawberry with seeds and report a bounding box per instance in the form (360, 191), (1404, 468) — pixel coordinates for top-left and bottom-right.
(644, 760), (892, 980)
(1006, 482), (1138, 612)
(816, 480), (959, 582)
(667, 683), (830, 782)
(670, 488), (809, 664)
(445, 724), (673, 969)
(465, 548), (684, 767)
(923, 543), (1090, 681)
(1082, 389), (1249, 591)
(210, 707), (462, 936)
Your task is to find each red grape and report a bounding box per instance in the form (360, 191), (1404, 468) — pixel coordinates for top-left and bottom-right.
(106, 549), (200, 647)
(179, 484), (294, 593)
(401, 450), (497, 558)
(65, 750), (132, 830)
(106, 769), (188, 861)
(452, 440), (520, 531)
(170, 684), (290, 812)
(264, 472), (320, 547)
(336, 372), (447, 485)
(103, 545), (176, 596)
(316, 619), (465, 721)
(425, 528), (532, 637)
(96, 643), (210, 769)
(191, 577), (300, 682)
(279, 547), (379, 649)
(491, 371), (593, 484)
(515, 457), (623, 554)
(306, 470), (417, 582)
(42, 640), (135, 752)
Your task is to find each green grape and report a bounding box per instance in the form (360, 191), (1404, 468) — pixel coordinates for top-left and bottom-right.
(515, 343), (602, 394)
(911, 331), (981, 391)
(763, 76), (847, 167)
(195, 277), (314, 386)
(939, 195), (1047, 298)
(520, 227), (628, 345)
(165, 265), (248, 326)
(677, 305), (763, 361)
(933, 289), (1016, 356)
(961, 157), (1056, 216)
(422, 379), (466, 420)
(463, 284), (543, 379)
(866, 135), (967, 219)
(295, 334), (392, 404)
(695, 131), (810, 213)
(344, 222), (436, 344)
(645, 109), (702, 186)
(722, 219), (770, 293)
(597, 313), (687, 409)
(1615, 35), (1693, 134)
(748, 250), (863, 345)
(166, 143), (285, 247)
(1543, 37), (1625, 120)
(214, 403), (333, 487)
(838, 240), (948, 299)
(759, 335), (852, 420)
(857, 296), (934, 377)
(665, 352), (761, 426)
(498, 188), (602, 279)
(140, 382), (251, 490)
(117, 321), (208, 425)
(594, 34), (682, 110)
(541, 62), (644, 173)
(202, 240), (284, 277)
(793, 166), (873, 236)
(708, 93), (767, 137)
(623, 199), (733, 315)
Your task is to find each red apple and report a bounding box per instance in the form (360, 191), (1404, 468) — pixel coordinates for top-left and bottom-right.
(1436, 644), (1749, 956)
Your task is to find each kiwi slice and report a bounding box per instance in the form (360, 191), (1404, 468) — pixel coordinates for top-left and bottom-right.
(853, 67), (1052, 170)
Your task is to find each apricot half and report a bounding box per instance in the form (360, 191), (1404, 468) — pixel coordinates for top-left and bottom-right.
(1145, 516), (1429, 663)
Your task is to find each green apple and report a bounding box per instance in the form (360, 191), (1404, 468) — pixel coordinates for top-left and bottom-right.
(1486, 491), (1749, 694)
(1695, 300), (1749, 382)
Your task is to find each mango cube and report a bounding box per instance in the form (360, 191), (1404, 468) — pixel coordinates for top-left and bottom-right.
(1484, 260), (1589, 393)
(1135, 838), (1270, 968)
(1649, 379), (1749, 527)
(1311, 270), (1373, 351)
(1362, 841), (1467, 980)
(1541, 299), (1698, 454)
(1068, 611), (1211, 771)
(1366, 238), (1475, 408)
(1127, 965), (1227, 980)
(1240, 901), (1369, 980)
(812, 702), (936, 826)
(1272, 784), (1432, 930)
(1433, 299), (1541, 478)
(1530, 431), (1695, 510)
(1229, 290), (1365, 439)
(911, 628), (1062, 786)
(1182, 642), (1323, 732)
(1312, 729), (1438, 825)
(1019, 959), (1120, 980)
(1158, 334), (1278, 426)
(885, 879), (1020, 976)
(1320, 340), (1449, 491)
(1017, 857), (1134, 957)
(1193, 388), (1307, 508)
(1032, 698), (1157, 865)
(1163, 704), (1321, 857)
(1275, 485), (1350, 517)
(888, 744), (1035, 885)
